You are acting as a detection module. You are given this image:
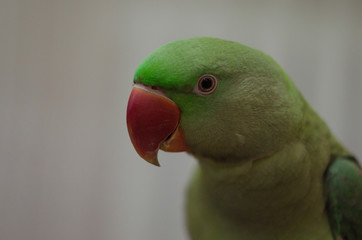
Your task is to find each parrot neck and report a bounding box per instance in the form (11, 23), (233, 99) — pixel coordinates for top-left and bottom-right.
(193, 140), (331, 232)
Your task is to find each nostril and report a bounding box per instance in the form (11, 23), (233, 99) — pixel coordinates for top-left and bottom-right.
(151, 86), (159, 90)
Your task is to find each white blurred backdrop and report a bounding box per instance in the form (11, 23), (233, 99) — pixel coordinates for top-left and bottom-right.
(1, 1), (361, 240)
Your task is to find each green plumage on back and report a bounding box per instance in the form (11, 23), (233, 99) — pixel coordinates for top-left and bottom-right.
(131, 37), (362, 240)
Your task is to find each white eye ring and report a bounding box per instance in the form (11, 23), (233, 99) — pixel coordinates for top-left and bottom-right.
(194, 74), (218, 95)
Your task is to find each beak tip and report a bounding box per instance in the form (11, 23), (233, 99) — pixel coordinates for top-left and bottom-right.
(139, 152), (160, 167)
(145, 156), (161, 167)
(153, 162), (161, 167)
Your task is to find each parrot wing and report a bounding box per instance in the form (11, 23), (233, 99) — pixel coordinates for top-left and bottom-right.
(325, 157), (362, 240)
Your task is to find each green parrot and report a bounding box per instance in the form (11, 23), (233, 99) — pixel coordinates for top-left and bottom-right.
(126, 37), (362, 240)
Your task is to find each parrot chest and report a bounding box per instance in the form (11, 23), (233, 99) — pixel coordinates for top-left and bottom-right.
(186, 142), (334, 240)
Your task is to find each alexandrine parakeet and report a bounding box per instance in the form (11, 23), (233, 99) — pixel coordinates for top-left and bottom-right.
(126, 37), (362, 240)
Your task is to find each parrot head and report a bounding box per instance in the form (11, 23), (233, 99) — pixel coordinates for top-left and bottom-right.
(127, 37), (304, 166)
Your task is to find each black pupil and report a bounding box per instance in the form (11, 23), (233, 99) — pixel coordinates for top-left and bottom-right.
(201, 77), (213, 90)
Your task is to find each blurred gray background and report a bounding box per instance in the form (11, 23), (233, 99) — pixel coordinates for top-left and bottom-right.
(1, 0), (361, 240)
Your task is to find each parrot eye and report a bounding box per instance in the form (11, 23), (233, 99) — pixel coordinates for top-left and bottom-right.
(194, 74), (218, 95)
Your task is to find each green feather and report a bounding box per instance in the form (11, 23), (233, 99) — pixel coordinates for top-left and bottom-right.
(326, 157), (362, 240)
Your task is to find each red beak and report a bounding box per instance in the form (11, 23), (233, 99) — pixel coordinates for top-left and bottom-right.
(126, 84), (189, 166)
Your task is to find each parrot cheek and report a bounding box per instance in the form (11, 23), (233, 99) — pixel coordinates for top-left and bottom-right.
(126, 84), (189, 166)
